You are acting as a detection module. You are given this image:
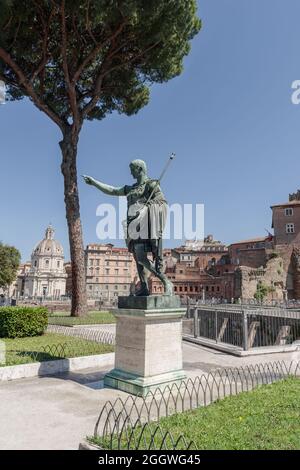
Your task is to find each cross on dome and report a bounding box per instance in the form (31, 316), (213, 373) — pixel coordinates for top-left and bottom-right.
(45, 225), (55, 240)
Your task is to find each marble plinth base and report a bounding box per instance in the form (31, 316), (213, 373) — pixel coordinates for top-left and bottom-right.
(104, 296), (186, 396)
(104, 369), (187, 396)
(118, 295), (180, 310)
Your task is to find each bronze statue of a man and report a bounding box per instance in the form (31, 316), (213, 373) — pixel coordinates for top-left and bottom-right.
(83, 159), (173, 296)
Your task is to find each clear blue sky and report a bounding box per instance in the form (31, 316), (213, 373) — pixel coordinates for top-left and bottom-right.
(1, 0), (300, 262)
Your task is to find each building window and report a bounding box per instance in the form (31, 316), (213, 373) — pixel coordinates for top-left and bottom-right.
(45, 260), (49, 267)
(286, 223), (295, 234)
(57, 261), (60, 268)
(285, 208), (293, 216)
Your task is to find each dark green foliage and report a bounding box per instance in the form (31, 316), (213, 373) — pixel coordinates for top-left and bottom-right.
(0, 306), (48, 338)
(0, 0), (201, 125)
(254, 281), (269, 302)
(0, 242), (21, 289)
(0, 1), (200, 316)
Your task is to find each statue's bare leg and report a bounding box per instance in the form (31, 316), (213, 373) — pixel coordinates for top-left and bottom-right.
(133, 246), (150, 296)
(134, 243), (173, 296)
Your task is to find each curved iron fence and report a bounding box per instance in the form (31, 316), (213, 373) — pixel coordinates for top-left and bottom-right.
(92, 421), (196, 450)
(93, 360), (300, 449)
(4, 338), (114, 367)
(47, 324), (115, 345)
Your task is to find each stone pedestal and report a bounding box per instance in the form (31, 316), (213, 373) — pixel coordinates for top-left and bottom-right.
(104, 295), (186, 396)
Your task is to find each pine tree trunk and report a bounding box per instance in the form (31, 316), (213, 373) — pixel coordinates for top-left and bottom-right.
(60, 126), (87, 316)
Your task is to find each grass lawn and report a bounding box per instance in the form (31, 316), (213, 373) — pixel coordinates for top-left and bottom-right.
(90, 378), (300, 450)
(48, 310), (116, 326)
(1, 333), (114, 367)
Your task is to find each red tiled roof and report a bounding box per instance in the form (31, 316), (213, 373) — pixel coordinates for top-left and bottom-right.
(230, 237), (269, 246)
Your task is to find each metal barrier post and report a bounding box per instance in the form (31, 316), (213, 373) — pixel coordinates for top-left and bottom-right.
(243, 309), (249, 350)
(194, 308), (199, 338)
(215, 309), (218, 343)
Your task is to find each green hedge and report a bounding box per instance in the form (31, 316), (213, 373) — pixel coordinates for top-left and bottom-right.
(0, 307), (48, 338)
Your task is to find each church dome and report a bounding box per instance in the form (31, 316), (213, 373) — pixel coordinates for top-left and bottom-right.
(33, 226), (64, 257)
(25, 225), (67, 298)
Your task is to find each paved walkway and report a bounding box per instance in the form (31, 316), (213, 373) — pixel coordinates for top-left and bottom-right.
(0, 342), (299, 450)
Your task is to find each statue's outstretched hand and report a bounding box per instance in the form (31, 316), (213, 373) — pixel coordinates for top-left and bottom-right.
(82, 175), (94, 185)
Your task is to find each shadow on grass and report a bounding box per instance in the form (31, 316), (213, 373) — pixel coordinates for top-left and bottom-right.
(5, 343), (69, 366)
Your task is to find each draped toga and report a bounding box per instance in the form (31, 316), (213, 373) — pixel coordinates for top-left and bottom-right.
(122, 179), (168, 253)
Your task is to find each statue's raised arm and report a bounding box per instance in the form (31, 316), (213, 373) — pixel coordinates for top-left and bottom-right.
(82, 175), (125, 196)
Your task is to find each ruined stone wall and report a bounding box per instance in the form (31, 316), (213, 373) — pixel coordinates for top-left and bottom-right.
(234, 255), (286, 301)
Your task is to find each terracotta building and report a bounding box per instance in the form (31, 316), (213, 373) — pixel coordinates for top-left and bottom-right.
(171, 235), (228, 269)
(85, 243), (137, 303)
(229, 236), (273, 269)
(271, 191), (300, 245)
(229, 191), (300, 301)
(150, 192), (300, 303)
(150, 260), (234, 301)
(150, 237), (235, 301)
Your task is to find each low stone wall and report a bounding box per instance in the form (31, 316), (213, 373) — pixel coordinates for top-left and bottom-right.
(0, 352), (114, 381)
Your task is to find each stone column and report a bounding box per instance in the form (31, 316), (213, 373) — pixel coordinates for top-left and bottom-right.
(104, 295), (186, 396)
